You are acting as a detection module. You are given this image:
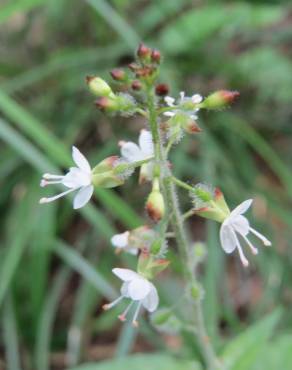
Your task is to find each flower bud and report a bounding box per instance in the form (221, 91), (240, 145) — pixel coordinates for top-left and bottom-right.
(182, 117), (202, 134)
(131, 80), (142, 90)
(110, 68), (126, 81)
(192, 186), (230, 223)
(91, 156), (124, 188)
(190, 282), (204, 301)
(155, 83), (169, 96)
(146, 179), (165, 222)
(137, 43), (151, 59)
(202, 90), (240, 109)
(128, 62), (139, 72)
(95, 97), (118, 112)
(86, 76), (115, 98)
(151, 308), (182, 334)
(148, 258), (170, 276)
(151, 49), (161, 63)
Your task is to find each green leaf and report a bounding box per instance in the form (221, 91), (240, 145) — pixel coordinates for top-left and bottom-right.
(70, 353), (201, 370)
(222, 309), (282, 370)
(0, 0), (45, 24)
(251, 334), (292, 370)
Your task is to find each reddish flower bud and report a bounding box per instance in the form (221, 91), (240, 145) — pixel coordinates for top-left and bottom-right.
(137, 43), (151, 59)
(155, 83), (169, 96)
(151, 49), (161, 63)
(131, 80), (142, 90)
(95, 97), (117, 111)
(203, 90), (240, 109)
(146, 180), (165, 223)
(183, 118), (202, 134)
(135, 66), (154, 78)
(110, 68), (126, 81)
(128, 62), (139, 72)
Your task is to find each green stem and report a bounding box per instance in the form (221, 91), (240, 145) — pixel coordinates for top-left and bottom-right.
(146, 86), (222, 370)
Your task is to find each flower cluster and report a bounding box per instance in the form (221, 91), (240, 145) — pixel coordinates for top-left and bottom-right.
(39, 43), (271, 328)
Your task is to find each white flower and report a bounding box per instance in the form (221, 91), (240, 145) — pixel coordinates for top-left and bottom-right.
(39, 146), (94, 209)
(164, 91), (202, 120)
(111, 231), (138, 255)
(103, 268), (159, 326)
(120, 129), (154, 183)
(120, 129), (154, 163)
(220, 199), (271, 267)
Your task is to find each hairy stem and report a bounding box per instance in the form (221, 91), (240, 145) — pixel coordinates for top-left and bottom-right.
(146, 86), (222, 370)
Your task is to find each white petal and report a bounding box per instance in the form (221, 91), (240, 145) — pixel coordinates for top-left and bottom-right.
(191, 94), (203, 103)
(128, 248), (139, 255)
(179, 91), (185, 101)
(220, 224), (237, 253)
(231, 215), (250, 236)
(112, 268), (140, 282)
(73, 185), (93, 209)
(121, 281), (130, 297)
(111, 231), (129, 248)
(142, 283), (159, 312)
(121, 142), (144, 162)
(230, 199), (253, 217)
(163, 111), (175, 117)
(63, 167), (91, 188)
(72, 146), (91, 173)
(139, 130), (154, 157)
(128, 278), (151, 300)
(165, 96), (175, 106)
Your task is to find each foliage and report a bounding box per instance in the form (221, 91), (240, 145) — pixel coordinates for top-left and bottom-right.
(0, 1), (292, 369)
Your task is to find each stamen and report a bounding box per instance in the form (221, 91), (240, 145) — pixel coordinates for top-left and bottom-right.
(40, 179), (63, 187)
(102, 296), (124, 311)
(118, 301), (134, 322)
(234, 232), (249, 267)
(242, 235), (258, 255)
(132, 302), (142, 327)
(39, 188), (76, 204)
(249, 227), (271, 246)
(43, 173), (64, 180)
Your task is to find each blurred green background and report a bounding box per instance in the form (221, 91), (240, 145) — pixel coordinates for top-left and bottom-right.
(1, 0), (292, 369)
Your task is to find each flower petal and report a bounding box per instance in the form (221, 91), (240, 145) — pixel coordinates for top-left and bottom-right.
(179, 91), (185, 101)
(112, 268), (140, 282)
(128, 278), (151, 300)
(72, 146), (91, 173)
(111, 231), (129, 248)
(163, 111), (175, 117)
(231, 215), (250, 236)
(220, 223), (237, 253)
(165, 96), (175, 106)
(73, 185), (93, 209)
(191, 94), (203, 103)
(63, 167), (91, 188)
(139, 130), (154, 157)
(121, 142), (143, 162)
(230, 199), (253, 217)
(142, 283), (159, 312)
(121, 281), (130, 297)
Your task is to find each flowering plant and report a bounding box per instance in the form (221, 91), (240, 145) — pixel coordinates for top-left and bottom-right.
(39, 44), (271, 370)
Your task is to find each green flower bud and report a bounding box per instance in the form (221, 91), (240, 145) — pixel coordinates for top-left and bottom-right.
(190, 282), (204, 301)
(202, 90), (240, 109)
(151, 308), (172, 325)
(151, 308), (182, 334)
(192, 187), (230, 223)
(92, 156), (124, 188)
(86, 76), (115, 98)
(193, 242), (207, 262)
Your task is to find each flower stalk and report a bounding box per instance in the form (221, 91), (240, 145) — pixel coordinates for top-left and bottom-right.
(145, 85), (222, 370)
